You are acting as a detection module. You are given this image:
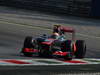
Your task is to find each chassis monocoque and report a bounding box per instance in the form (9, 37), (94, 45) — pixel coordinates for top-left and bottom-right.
(21, 27), (86, 60)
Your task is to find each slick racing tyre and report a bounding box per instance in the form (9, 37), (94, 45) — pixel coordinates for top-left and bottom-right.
(61, 40), (73, 60)
(75, 40), (86, 58)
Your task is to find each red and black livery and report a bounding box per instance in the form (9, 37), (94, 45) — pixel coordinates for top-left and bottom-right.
(21, 26), (86, 60)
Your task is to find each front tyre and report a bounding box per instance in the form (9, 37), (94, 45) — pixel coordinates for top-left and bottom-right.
(22, 36), (34, 56)
(23, 36), (33, 48)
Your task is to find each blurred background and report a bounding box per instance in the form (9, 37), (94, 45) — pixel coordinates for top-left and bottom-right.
(0, 0), (100, 18)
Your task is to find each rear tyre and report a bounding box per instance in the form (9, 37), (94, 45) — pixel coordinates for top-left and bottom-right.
(75, 40), (86, 58)
(61, 40), (73, 60)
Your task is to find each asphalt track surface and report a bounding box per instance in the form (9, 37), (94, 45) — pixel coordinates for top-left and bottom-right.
(0, 6), (100, 74)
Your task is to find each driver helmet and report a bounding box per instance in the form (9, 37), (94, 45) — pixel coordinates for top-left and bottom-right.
(52, 32), (60, 39)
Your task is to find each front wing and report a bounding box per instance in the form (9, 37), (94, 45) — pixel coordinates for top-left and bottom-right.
(22, 48), (71, 57)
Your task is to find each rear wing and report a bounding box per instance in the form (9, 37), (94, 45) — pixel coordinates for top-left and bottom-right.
(61, 26), (75, 33)
(61, 26), (75, 41)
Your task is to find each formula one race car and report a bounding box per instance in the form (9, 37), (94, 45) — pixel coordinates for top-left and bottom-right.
(21, 25), (86, 60)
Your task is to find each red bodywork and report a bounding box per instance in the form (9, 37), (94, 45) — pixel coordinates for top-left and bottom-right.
(23, 48), (38, 53)
(53, 51), (69, 56)
(60, 26), (75, 33)
(41, 38), (55, 45)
